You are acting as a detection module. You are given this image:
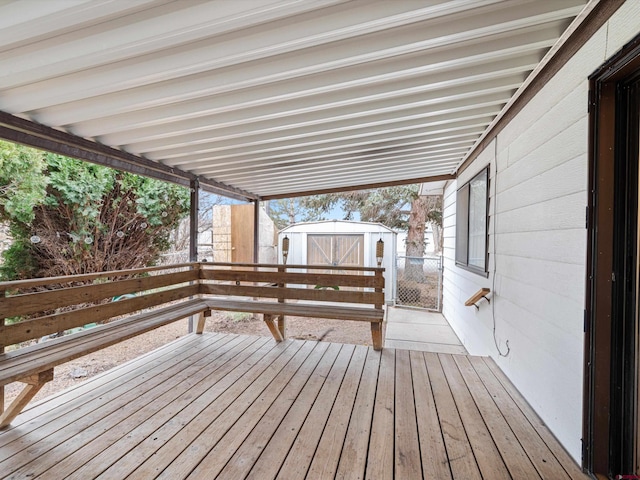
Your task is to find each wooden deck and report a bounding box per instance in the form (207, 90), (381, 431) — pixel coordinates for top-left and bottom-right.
(0, 333), (588, 479)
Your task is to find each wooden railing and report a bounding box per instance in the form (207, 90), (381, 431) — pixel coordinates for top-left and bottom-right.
(197, 261), (385, 349)
(0, 263), (199, 349)
(0, 262), (385, 427)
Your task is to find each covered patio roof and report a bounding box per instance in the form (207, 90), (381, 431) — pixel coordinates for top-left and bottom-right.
(0, 0), (605, 200)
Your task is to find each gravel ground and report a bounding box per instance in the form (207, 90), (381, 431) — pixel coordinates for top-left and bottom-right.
(4, 311), (372, 406)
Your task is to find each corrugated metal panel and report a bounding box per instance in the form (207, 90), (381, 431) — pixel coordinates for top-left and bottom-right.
(0, 0), (593, 198)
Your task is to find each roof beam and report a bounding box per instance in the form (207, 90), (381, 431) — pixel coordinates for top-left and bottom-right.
(262, 174), (456, 200)
(0, 111), (257, 201)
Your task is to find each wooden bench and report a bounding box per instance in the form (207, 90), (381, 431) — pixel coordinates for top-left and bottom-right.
(0, 261), (385, 427)
(198, 262), (386, 350)
(0, 263), (209, 428)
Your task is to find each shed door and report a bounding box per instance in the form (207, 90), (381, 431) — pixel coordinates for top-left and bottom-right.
(307, 234), (364, 270)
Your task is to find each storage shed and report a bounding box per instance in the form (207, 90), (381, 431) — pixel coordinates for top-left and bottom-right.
(278, 220), (396, 304)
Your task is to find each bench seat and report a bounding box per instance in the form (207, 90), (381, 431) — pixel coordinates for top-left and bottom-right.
(0, 298), (208, 427)
(204, 297), (385, 350)
(205, 298), (384, 322)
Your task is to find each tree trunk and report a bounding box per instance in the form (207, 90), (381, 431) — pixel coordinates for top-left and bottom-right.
(432, 223), (443, 253)
(405, 195), (429, 281)
(287, 199), (296, 225)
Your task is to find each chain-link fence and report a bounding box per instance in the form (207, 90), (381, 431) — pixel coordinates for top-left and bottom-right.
(395, 255), (443, 311)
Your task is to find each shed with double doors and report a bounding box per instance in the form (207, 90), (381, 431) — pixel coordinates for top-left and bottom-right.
(278, 220), (396, 305)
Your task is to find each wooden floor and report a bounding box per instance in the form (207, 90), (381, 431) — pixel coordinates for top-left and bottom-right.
(0, 333), (588, 479)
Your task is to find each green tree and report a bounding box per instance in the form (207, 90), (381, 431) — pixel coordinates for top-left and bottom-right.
(302, 185), (418, 229)
(266, 197), (326, 230)
(301, 185), (443, 258)
(0, 141), (190, 280)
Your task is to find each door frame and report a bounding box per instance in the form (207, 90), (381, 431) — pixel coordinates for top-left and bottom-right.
(585, 33), (640, 477)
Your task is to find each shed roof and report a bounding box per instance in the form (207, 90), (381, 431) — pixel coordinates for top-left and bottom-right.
(0, 0), (602, 200)
(280, 219), (396, 234)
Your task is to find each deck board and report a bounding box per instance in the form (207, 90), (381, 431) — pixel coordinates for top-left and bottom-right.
(394, 349), (421, 480)
(128, 339), (305, 479)
(424, 352), (483, 480)
(303, 345), (369, 480)
(0, 333), (209, 446)
(410, 350), (452, 479)
(69, 336), (272, 480)
(334, 347), (380, 480)
(245, 343), (353, 480)
(216, 342), (339, 479)
(479, 356), (587, 480)
(439, 354), (511, 479)
(453, 355), (541, 479)
(365, 347), (395, 480)
(0, 332), (590, 479)
(0, 333), (239, 476)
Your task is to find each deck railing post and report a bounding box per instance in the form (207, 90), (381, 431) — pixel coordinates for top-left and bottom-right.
(187, 262), (201, 334)
(371, 269), (385, 350)
(277, 265), (286, 339)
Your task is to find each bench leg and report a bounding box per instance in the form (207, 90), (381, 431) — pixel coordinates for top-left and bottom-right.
(371, 323), (384, 351)
(0, 369), (53, 428)
(263, 314), (284, 342)
(276, 315), (287, 340)
(195, 310), (211, 334)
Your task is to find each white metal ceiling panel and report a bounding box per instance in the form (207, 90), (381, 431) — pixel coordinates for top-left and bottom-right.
(0, 0), (594, 199)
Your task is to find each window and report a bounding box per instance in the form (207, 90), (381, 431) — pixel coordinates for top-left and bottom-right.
(455, 167), (488, 275)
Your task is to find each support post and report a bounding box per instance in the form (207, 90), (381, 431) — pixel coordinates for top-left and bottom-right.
(0, 294), (4, 415)
(0, 382), (3, 417)
(252, 199), (260, 264)
(372, 268), (385, 350)
(188, 179), (199, 333)
(189, 178), (200, 263)
(371, 323), (383, 351)
(277, 266), (286, 339)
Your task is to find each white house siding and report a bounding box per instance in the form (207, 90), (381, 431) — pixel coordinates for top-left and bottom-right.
(442, 1), (640, 463)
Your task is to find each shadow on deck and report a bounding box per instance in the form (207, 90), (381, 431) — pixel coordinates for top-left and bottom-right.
(0, 333), (587, 479)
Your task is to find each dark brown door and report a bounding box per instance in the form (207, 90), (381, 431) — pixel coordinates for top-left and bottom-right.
(634, 85), (640, 476)
(586, 35), (640, 478)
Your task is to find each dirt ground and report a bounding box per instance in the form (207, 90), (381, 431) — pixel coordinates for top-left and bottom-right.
(3, 311), (372, 406)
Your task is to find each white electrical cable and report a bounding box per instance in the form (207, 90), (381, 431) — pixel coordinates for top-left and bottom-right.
(492, 137), (510, 357)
